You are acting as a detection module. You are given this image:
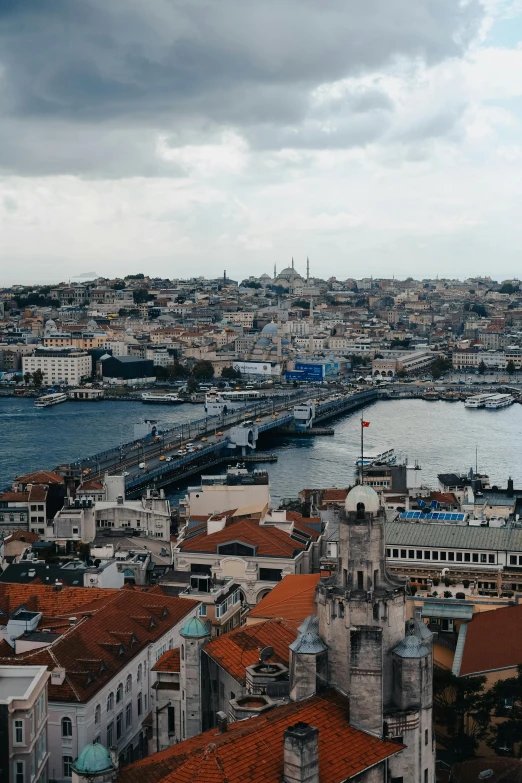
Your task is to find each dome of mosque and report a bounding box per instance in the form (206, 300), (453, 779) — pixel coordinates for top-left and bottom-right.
(72, 744), (115, 776)
(259, 273), (271, 280)
(261, 322), (278, 336)
(44, 319), (56, 331)
(256, 337), (271, 347)
(345, 484), (380, 514)
(87, 319), (98, 329)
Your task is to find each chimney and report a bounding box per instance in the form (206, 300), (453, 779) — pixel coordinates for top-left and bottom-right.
(508, 477), (514, 497)
(216, 711), (228, 733)
(283, 723), (319, 783)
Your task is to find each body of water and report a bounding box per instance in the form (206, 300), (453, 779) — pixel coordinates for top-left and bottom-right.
(1, 397), (520, 502)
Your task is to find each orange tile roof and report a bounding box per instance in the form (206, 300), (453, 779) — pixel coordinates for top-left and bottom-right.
(152, 648), (180, 673)
(178, 519), (308, 558)
(0, 585), (197, 702)
(0, 492), (29, 503)
(204, 619), (297, 684)
(14, 470), (63, 485)
(28, 486), (48, 501)
(80, 479), (104, 491)
(4, 531), (40, 544)
(460, 604), (522, 676)
(247, 574), (320, 624)
(118, 690), (402, 783)
(321, 489), (348, 503)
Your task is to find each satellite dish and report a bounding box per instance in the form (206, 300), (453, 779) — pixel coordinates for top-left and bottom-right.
(259, 646), (274, 663)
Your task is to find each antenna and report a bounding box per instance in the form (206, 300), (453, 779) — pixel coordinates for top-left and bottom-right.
(258, 646), (274, 669)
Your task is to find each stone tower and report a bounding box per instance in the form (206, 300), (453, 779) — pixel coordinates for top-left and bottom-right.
(179, 616), (210, 740)
(317, 484), (406, 734)
(315, 484), (435, 783)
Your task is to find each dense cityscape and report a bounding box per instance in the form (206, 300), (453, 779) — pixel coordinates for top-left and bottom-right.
(1, 270), (522, 783)
(4, 0), (522, 780)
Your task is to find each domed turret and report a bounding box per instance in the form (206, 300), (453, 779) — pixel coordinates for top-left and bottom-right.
(261, 322), (278, 336)
(72, 744), (115, 777)
(344, 484), (380, 515)
(180, 616), (210, 639)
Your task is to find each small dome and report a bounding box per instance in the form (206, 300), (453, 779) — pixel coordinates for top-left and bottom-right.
(256, 337), (271, 347)
(259, 273), (271, 280)
(261, 322), (278, 335)
(393, 633), (430, 659)
(87, 319), (98, 328)
(72, 744), (115, 776)
(180, 616), (210, 639)
(345, 484), (380, 514)
(290, 630), (328, 655)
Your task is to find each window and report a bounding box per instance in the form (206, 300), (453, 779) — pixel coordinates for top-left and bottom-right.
(126, 703), (132, 728)
(137, 693), (142, 717)
(62, 717), (73, 738)
(480, 553), (487, 563)
(14, 719), (24, 745)
(456, 552), (463, 561)
(29, 710), (34, 739)
(15, 761), (24, 783)
(357, 571), (364, 590)
(386, 548), (391, 557)
(424, 551), (431, 560)
(432, 551), (439, 561)
(392, 549), (399, 558)
(489, 554), (495, 564)
(107, 692), (114, 712)
(448, 552), (455, 561)
(63, 757), (73, 778)
(440, 552), (446, 561)
(137, 664), (142, 683)
(107, 721), (113, 747)
(425, 729), (429, 745)
(259, 568), (283, 582)
(116, 712), (123, 740)
(168, 706), (175, 734)
(510, 555), (517, 565)
(116, 683), (123, 703)
(408, 550), (415, 559)
(198, 605), (207, 617)
(424, 769), (429, 783)
(30, 750), (35, 781)
(464, 553), (470, 562)
(94, 705), (101, 725)
(126, 674), (132, 694)
(472, 553), (479, 563)
(416, 550), (422, 559)
(339, 602), (345, 618)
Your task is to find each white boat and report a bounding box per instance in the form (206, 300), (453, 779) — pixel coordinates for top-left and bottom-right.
(465, 394), (497, 408)
(34, 392), (68, 408)
(484, 394), (514, 409)
(355, 448), (396, 468)
(141, 392), (184, 405)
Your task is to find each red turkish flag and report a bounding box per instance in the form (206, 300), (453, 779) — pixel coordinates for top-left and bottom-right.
(362, 420), (370, 428)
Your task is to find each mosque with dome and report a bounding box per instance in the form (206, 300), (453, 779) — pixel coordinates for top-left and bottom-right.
(255, 258), (325, 296)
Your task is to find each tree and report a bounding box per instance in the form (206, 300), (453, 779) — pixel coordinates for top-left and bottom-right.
(485, 665), (522, 754)
(431, 356), (451, 379)
(23, 372), (31, 386)
(111, 281), (126, 290)
(191, 360), (214, 381)
(396, 368), (407, 379)
(154, 365), (169, 380)
(32, 369), (44, 388)
(168, 361), (189, 380)
(241, 280), (262, 289)
(499, 282), (519, 294)
(125, 273), (144, 280)
(133, 288), (154, 304)
(433, 668), (490, 761)
(478, 360), (487, 375)
(221, 366), (241, 380)
(506, 360), (516, 375)
(292, 299), (310, 309)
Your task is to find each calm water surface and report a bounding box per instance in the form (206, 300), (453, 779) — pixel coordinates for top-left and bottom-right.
(1, 397), (521, 503)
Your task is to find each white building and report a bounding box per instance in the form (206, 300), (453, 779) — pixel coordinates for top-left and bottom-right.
(23, 349), (92, 385)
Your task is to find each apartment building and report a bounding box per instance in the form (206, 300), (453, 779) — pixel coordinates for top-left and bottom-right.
(0, 584), (199, 780)
(22, 349), (92, 385)
(0, 665), (50, 783)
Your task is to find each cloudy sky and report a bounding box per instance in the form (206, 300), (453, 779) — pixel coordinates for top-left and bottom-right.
(1, 0), (522, 284)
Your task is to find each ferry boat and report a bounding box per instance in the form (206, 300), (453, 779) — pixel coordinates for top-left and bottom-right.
(464, 393), (497, 409)
(355, 448), (396, 468)
(34, 392), (68, 408)
(484, 394), (514, 409)
(141, 392), (184, 405)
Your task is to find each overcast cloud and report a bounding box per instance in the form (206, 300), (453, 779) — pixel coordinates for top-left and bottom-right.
(2, 0), (522, 283)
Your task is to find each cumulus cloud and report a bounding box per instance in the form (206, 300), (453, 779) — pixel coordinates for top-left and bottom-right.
(0, 0), (484, 176)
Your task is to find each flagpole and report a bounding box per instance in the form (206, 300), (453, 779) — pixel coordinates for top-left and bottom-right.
(360, 413), (364, 485)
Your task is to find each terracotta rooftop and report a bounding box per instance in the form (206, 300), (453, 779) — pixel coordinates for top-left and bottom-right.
(28, 486), (48, 502)
(321, 489), (348, 503)
(247, 574), (320, 625)
(178, 519), (311, 559)
(0, 584), (197, 702)
(0, 492), (30, 503)
(152, 648), (181, 673)
(118, 690), (402, 783)
(14, 470), (64, 485)
(204, 619), (297, 684)
(4, 531), (40, 544)
(459, 604), (522, 676)
(79, 479), (104, 491)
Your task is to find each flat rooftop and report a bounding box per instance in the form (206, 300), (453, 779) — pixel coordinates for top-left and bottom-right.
(0, 676), (35, 701)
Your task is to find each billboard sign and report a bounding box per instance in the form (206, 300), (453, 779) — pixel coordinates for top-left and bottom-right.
(233, 361), (273, 377)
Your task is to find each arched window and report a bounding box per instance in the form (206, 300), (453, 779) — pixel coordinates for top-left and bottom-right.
(137, 664), (142, 683)
(356, 502), (365, 519)
(116, 683), (123, 704)
(94, 705), (101, 725)
(107, 692), (114, 712)
(125, 674), (132, 694)
(62, 717), (73, 738)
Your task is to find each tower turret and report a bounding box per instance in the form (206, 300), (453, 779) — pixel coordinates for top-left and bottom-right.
(179, 616), (210, 739)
